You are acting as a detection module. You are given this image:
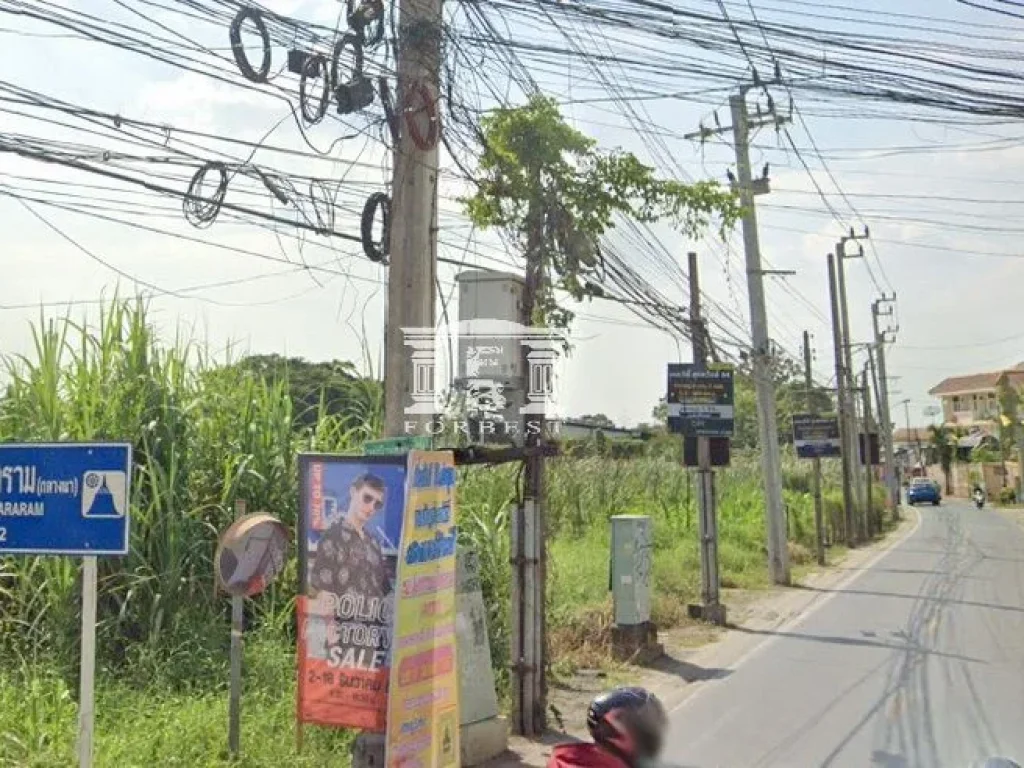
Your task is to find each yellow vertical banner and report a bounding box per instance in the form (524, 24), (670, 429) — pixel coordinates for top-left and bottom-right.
(385, 451), (460, 768)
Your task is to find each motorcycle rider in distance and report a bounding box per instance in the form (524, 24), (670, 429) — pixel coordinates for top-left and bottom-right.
(974, 483), (985, 508)
(547, 687), (667, 768)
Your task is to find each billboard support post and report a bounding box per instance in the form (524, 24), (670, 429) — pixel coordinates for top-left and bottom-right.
(77, 555), (98, 768)
(228, 498), (245, 758)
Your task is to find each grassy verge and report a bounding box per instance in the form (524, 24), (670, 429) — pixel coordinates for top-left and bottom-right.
(0, 636), (353, 768)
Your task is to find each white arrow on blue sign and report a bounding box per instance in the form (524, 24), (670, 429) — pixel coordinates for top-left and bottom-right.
(0, 443), (132, 556)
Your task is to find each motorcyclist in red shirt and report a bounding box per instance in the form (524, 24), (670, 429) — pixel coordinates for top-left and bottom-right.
(547, 687), (667, 768)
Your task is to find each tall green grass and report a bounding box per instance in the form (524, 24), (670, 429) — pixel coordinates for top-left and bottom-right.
(0, 299), (880, 763)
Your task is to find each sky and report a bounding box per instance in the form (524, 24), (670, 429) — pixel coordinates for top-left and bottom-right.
(2, 0), (1024, 430)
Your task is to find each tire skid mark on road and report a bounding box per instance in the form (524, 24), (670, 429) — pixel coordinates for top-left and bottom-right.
(748, 659), (892, 768)
(868, 508), (997, 767)
(668, 507), (924, 722)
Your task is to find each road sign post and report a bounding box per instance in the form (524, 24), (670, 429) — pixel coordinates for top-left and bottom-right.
(0, 442), (132, 768)
(668, 351), (733, 627)
(666, 364), (736, 438)
(78, 555), (98, 768)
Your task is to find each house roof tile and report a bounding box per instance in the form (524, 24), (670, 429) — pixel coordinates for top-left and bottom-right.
(928, 369), (1024, 396)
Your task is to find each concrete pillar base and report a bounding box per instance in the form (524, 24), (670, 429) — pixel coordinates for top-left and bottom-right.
(461, 716), (509, 766)
(351, 732), (386, 768)
(687, 602), (727, 626)
(611, 621), (663, 663)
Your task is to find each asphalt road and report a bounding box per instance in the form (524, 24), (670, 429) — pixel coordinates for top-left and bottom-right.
(664, 501), (1024, 768)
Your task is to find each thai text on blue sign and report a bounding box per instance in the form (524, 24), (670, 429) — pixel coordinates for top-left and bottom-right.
(666, 364), (735, 437)
(0, 443), (132, 555)
(792, 414), (842, 459)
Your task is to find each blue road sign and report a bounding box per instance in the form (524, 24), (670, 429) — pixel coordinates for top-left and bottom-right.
(0, 443), (132, 556)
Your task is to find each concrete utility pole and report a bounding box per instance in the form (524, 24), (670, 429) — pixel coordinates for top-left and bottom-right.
(685, 82), (792, 584)
(899, 397), (915, 477)
(686, 81), (791, 585)
(872, 296), (899, 518)
(861, 368), (876, 538)
(383, 0), (442, 438)
(867, 347), (889, 532)
(730, 89), (790, 585)
(836, 229), (869, 541)
(827, 254), (856, 546)
(803, 331), (826, 566)
(365, 0), (442, 764)
(689, 252), (726, 623)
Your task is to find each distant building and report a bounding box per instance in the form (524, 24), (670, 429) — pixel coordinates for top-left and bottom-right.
(550, 419), (642, 441)
(893, 427), (931, 471)
(928, 363), (1024, 428)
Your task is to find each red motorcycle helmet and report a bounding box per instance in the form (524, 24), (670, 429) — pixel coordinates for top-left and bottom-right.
(586, 687), (667, 766)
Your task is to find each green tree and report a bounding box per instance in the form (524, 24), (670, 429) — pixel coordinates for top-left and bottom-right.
(462, 95), (740, 331)
(235, 354), (382, 434)
(998, 374), (1020, 462)
(651, 398), (668, 425)
(929, 423), (959, 495)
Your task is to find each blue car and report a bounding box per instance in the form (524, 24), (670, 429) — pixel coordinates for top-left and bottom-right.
(907, 478), (941, 506)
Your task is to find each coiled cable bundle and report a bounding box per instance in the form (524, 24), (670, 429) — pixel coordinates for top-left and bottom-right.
(183, 162), (229, 228)
(298, 53), (330, 125)
(229, 7), (272, 83)
(361, 191), (390, 263)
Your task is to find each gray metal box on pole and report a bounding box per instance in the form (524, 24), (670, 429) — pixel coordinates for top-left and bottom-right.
(455, 270), (527, 444)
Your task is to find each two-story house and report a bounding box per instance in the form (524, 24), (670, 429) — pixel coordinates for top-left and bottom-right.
(928, 363), (1024, 427)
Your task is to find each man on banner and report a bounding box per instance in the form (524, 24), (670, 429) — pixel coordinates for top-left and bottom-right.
(298, 458), (406, 731)
(309, 472), (395, 663)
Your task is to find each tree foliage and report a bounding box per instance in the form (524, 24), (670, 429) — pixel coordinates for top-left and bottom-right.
(929, 423), (961, 495)
(998, 374), (1020, 460)
(462, 95), (741, 329)
(235, 354), (382, 433)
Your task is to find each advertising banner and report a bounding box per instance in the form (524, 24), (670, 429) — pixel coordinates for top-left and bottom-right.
(297, 454), (407, 730)
(666, 364), (735, 437)
(792, 414), (842, 459)
(386, 450), (460, 768)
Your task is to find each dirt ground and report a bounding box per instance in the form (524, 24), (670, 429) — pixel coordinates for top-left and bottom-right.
(484, 509), (919, 767)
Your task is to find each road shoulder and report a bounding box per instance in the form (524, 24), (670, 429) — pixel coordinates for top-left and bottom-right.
(483, 507), (920, 768)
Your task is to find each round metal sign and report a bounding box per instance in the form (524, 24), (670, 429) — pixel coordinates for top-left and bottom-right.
(215, 513), (289, 597)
